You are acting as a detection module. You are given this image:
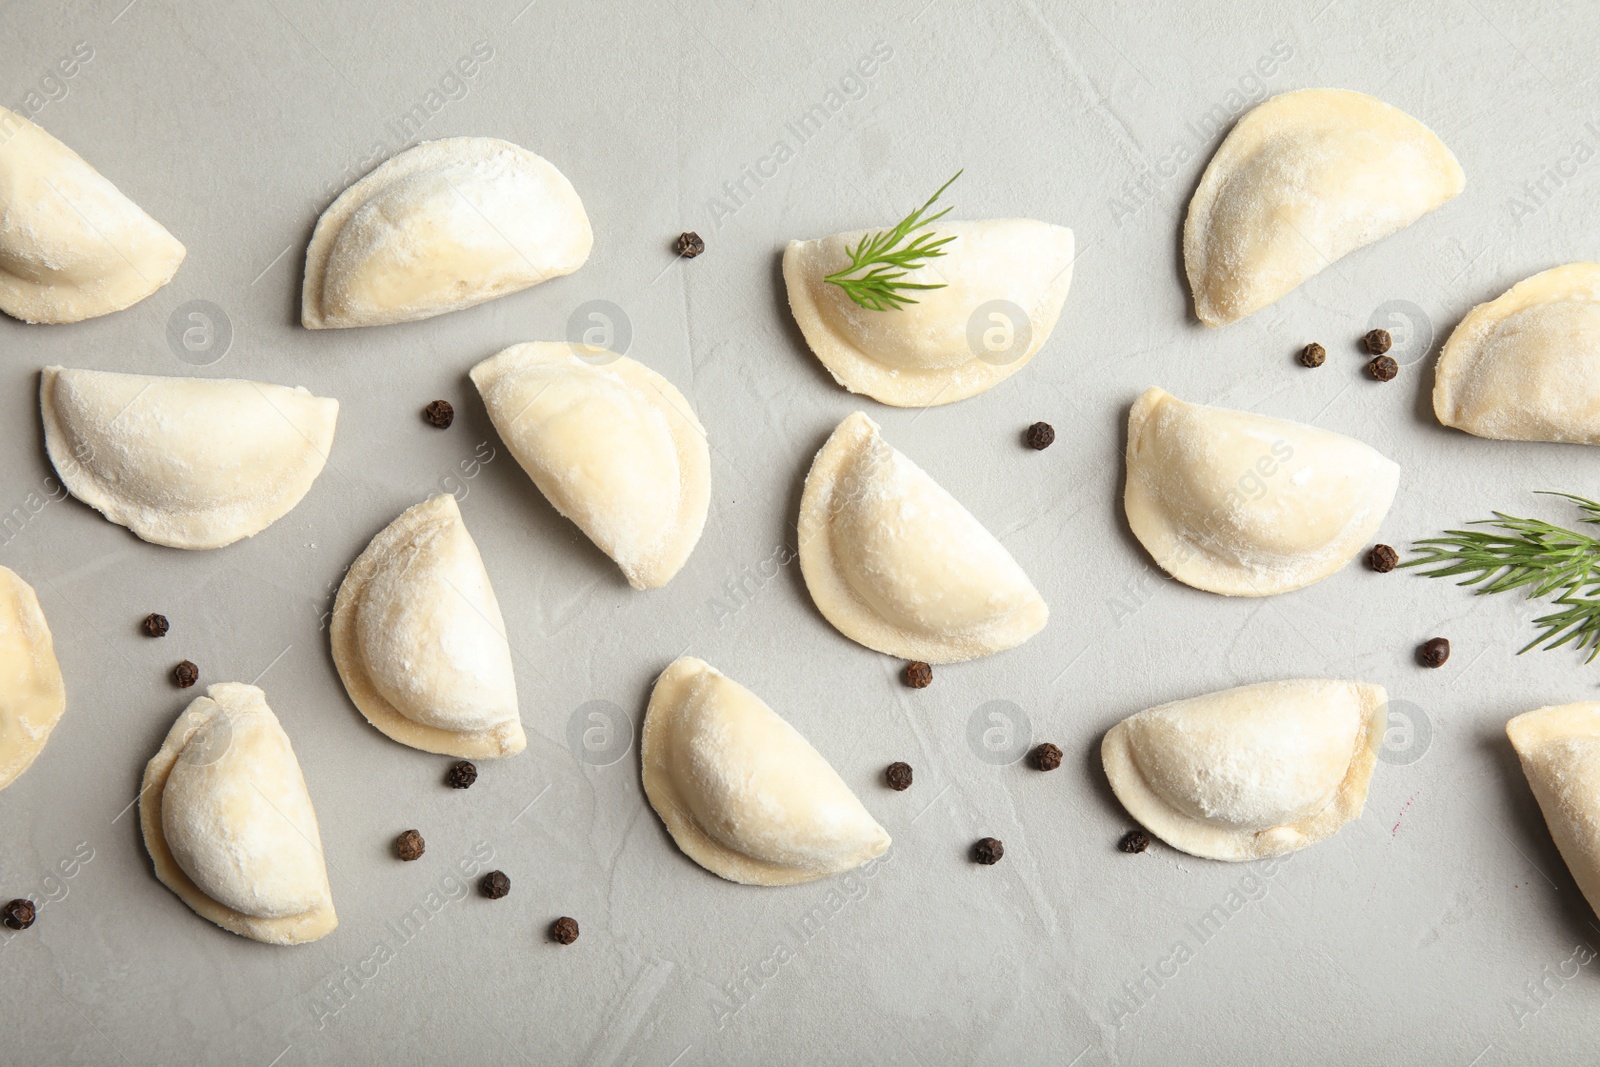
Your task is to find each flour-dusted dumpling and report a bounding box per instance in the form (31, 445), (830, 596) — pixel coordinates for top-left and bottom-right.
(799, 411), (1047, 663)
(783, 219), (1075, 406)
(0, 107), (185, 324)
(471, 343), (709, 589)
(0, 567), (66, 792)
(40, 366), (338, 550)
(140, 683), (336, 945)
(1508, 703), (1600, 920)
(1103, 679), (1386, 861)
(643, 657), (890, 886)
(302, 138), (591, 329)
(1434, 264), (1600, 444)
(1185, 89), (1464, 327)
(331, 494), (524, 759)
(1124, 388), (1399, 597)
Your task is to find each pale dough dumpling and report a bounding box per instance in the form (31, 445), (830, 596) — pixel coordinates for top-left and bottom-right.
(642, 657), (890, 885)
(1185, 88), (1464, 327)
(799, 411), (1047, 663)
(0, 567), (66, 792)
(140, 683), (336, 945)
(1508, 704), (1600, 920)
(783, 219), (1075, 406)
(1124, 387), (1400, 596)
(471, 343), (710, 589)
(1102, 679), (1387, 861)
(40, 366), (338, 550)
(331, 494), (524, 759)
(0, 107), (185, 323)
(302, 137), (591, 328)
(1434, 263), (1600, 444)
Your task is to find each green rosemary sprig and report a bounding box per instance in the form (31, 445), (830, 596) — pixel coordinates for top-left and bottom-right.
(1403, 492), (1600, 661)
(824, 170), (961, 311)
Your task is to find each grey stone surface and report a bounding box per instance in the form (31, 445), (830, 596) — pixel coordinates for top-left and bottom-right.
(1, 0), (1596, 1063)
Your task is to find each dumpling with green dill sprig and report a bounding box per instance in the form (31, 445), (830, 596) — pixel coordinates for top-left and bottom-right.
(783, 173), (1074, 408)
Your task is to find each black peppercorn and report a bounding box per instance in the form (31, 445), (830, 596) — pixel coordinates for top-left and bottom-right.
(423, 400), (454, 428)
(1299, 342), (1326, 368)
(446, 760), (478, 789)
(480, 871), (511, 899)
(1024, 422), (1055, 450)
(885, 762), (914, 791)
(1118, 830), (1150, 854)
(675, 231), (705, 258)
(2, 898), (35, 930)
(1031, 743), (1063, 772)
(972, 838), (1005, 865)
(1368, 355), (1398, 382)
(1420, 637), (1450, 668)
(1363, 328), (1393, 354)
(173, 660), (199, 688)
(1368, 544), (1399, 572)
(142, 613), (169, 638)
(904, 661), (933, 689)
(395, 830), (425, 861)
(551, 916), (580, 944)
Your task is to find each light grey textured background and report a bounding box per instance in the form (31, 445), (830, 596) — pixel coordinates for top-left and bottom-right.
(2, 0), (1598, 1063)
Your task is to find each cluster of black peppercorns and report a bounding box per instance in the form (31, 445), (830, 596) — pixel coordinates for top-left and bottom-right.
(892, 673), (1096, 863)
(1297, 329), (1400, 380)
(379, 761), (582, 945)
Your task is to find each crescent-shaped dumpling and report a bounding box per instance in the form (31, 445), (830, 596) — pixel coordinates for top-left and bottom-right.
(302, 137), (591, 329)
(40, 366), (338, 550)
(471, 343), (710, 589)
(1434, 263), (1600, 444)
(783, 218), (1075, 406)
(1124, 387), (1399, 597)
(798, 411), (1047, 663)
(1508, 703), (1600, 920)
(642, 656), (890, 886)
(1102, 679), (1386, 861)
(1184, 88), (1464, 327)
(331, 494), (524, 759)
(0, 567), (66, 792)
(140, 683), (336, 945)
(0, 107), (185, 324)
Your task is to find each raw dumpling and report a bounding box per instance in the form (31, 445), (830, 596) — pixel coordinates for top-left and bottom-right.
(1434, 263), (1600, 444)
(1124, 387), (1399, 596)
(798, 411), (1047, 663)
(642, 656), (890, 885)
(0, 107), (185, 323)
(0, 567), (66, 791)
(40, 366), (338, 550)
(783, 219), (1075, 406)
(471, 343), (709, 589)
(140, 683), (336, 945)
(1102, 679), (1386, 861)
(331, 494), (524, 758)
(302, 138), (591, 328)
(1184, 88), (1464, 327)
(1508, 703), (1600, 920)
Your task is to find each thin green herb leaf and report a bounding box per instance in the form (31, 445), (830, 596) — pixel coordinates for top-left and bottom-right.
(824, 170), (962, 311)
(1403, 492), (1600, 662)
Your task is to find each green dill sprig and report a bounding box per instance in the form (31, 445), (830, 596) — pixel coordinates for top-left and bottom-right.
(1403, 492), (1600, 661)
(824, 170), (962, 311)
